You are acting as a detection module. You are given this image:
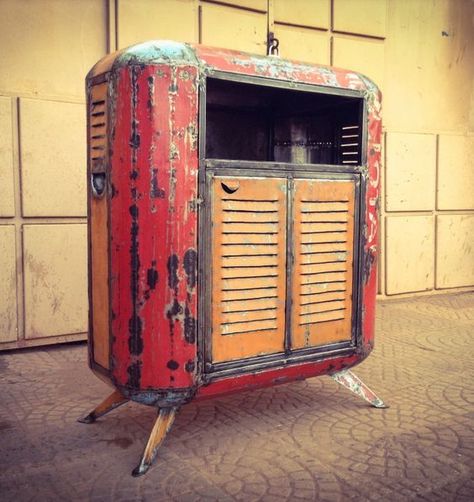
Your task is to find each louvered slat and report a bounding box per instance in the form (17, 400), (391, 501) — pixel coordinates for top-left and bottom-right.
(292, 179), (355, 348)
(340, 125), (360, 165)
(89, 82), (108, 164)
(212, 177), (287, 362)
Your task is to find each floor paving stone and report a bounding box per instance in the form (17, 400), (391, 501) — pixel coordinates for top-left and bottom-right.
(0, 292), (473, 501)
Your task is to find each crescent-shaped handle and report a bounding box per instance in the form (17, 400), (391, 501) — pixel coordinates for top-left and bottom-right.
(221, 182), (240, 194)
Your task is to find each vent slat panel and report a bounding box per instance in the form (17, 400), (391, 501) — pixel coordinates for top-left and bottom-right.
(221, 233), (279, 245)
(301, 212), (349, 223)
(301, 222), (348, 233)
(89, 83), (108, 165)
(301, 262), (348, 274)
(220, 244), (282, 256)
(300, 300), (346, 314)
(222, 276), (278, 290)
(222, 266), (278, 279)
(222, 200), (278, 212)
(301, 232), (348, 244)
(222, 212), (280, 223)
(221, 297), (279, 313)
(299, 311), (346, 325)
(300, 291), (346, 305)
(301, 242), (349, 254)
(300, 282), (346, 295)
(222, 222), (279, 233)
(300, 271), (347, 285)
(221, 309), (278, 325)
(221, 287), (278, 302)
(212, 177), (287, 362)
(222, 255), (279, 267)
(292, 179), (355, 348)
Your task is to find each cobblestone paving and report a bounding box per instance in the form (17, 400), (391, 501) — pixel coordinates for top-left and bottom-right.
(1, 292), (473, 501)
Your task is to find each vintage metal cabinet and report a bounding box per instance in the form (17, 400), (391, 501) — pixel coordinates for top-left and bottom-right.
(81, 41), (385, 476)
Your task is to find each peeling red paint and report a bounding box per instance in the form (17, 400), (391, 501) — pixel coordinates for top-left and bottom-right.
(88, 41), (381, 406)
(109, 63), (198, 391)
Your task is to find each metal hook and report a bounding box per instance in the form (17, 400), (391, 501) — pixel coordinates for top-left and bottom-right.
(267, 33), (280, 57)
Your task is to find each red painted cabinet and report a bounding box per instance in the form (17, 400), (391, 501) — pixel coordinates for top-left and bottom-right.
(81, 41), (385, 476)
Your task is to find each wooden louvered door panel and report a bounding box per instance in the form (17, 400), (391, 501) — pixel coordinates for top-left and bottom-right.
(291, 179), (355, 348)
(211, 176), (287, 363)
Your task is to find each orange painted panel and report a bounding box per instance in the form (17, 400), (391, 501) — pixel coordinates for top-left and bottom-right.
(291, 179), (355, 348)
(89, 83), (110, 369)
(211, 176), (287, 362)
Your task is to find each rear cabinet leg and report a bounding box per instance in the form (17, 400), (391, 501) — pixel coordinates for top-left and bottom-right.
(78, 389), (129, 424)
(331, 370), (388, 409)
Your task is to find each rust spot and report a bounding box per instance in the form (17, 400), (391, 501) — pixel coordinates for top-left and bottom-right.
(184, 305), (196, 344)
(167, 254), (179, 292)
(166, 360), (179, 370)
(185, 360), (195, 373)
(146, 266), (158, 290)
(129, 123), (140, 149)
(150, 168), (165, 198)
(183, 249), (197, 290)
(128, 314), (143, 354)
(129, 203), (143, 355)
(126, 360), (142, 387)
(363, 245), (377, 284)
(166, 298), (183, 338)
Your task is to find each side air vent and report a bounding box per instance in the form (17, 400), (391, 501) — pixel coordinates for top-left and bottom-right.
(89, 82), (108, 166)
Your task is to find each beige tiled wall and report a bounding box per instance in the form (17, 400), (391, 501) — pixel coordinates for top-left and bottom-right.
(0, 97), (15, 217)
(385, 133), (436, 212)
(1, 0), (473, 349)
(23, 224), (88, 339)
(385, 216), (435, 295)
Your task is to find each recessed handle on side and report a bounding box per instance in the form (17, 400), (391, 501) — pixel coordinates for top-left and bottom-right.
(91, 172), (106, 198)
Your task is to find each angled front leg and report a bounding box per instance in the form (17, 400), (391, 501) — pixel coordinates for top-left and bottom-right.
(78, 389), (129, 424)
(132, 406), (178, 477)
(331, 370), (388, 409)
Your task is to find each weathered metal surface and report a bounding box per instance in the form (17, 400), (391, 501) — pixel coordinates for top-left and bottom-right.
(85, 39), (383, 477)
(331, 369), (388, 408)
(86, 39), (381, 403)
(108, 61), (199, 393)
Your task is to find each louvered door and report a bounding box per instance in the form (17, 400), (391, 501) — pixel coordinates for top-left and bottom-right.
(291, 179), (355, 348)
(211, 176), (287, 362)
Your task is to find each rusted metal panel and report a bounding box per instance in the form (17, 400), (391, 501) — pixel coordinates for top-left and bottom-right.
(108, 62), (199, 392)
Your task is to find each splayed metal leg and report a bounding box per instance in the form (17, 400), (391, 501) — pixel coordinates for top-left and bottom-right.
(78, 389), (129, 424)
(132, 406), (178, 477)
(331, 370), (388, 408)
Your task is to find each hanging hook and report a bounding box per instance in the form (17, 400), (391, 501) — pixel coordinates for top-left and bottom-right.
(267, 32), (280, 57)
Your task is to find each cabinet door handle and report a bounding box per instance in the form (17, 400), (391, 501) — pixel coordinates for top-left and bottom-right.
(221, 181), (239, 194)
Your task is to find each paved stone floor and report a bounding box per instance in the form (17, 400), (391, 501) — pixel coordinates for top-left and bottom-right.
(1, 292), (473, 501)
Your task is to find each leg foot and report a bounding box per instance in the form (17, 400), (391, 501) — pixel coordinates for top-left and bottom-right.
(331, 370), (388, 408)
(132, 406), (178, 477)
(78, 389), (129, 424)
